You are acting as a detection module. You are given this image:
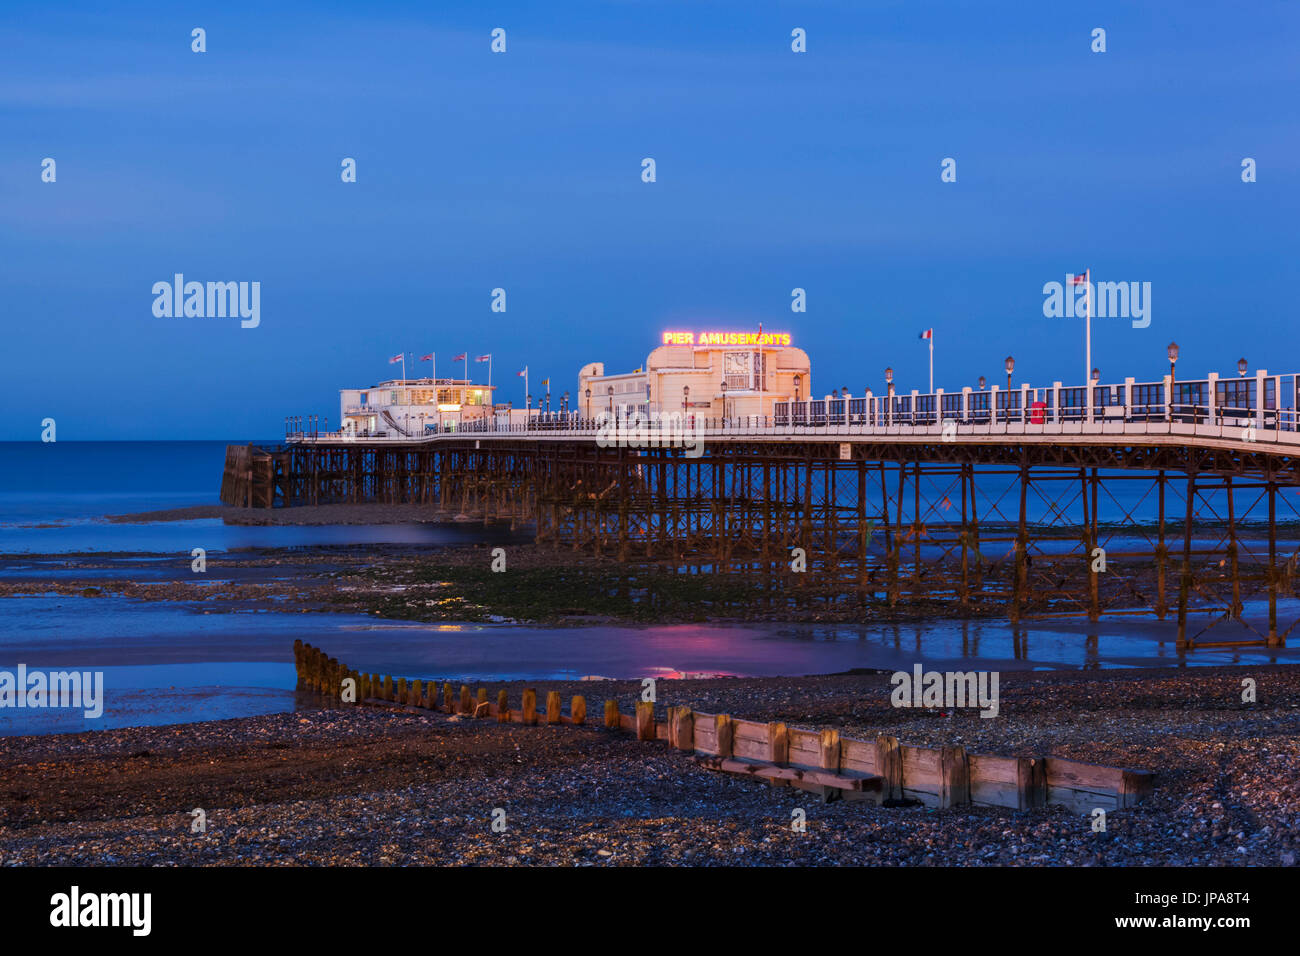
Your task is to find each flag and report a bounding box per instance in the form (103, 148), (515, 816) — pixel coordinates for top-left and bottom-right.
(918, 329), (932, 340)
(451, 353), (466, 362)
(388, 354), (403, 364)
(517, 368), (527, 377)
(419, 353), (433, 362)
(1071, 271), (1089, 286)
(475, 354), (491, 362)
(541, 378), (549, 387)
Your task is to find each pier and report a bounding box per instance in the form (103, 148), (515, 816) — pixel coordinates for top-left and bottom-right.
(223, 368), (1300, 649)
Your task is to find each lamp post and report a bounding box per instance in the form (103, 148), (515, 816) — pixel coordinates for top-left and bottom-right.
(607, 385), (614, 418)
(1091, 367), (1100, 420)
(584, 387), (591, 420)
(793, 374), (801, 401)
(720, 379), (728, 423)
(885, 367), (894, 426)
(1167, 341), (1179, 421)
(1237, 357), (1248, 377)
(1004, 356), (1015, 423)
(682, 384), (689, 415)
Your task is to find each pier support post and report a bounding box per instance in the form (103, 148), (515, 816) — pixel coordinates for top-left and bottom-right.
(1177, 470), (1197, 650)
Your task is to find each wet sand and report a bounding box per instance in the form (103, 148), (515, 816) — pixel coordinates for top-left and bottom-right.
(103, 502), (477, 526)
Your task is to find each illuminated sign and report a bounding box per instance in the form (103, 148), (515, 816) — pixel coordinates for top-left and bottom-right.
(662, 331), (792, 347)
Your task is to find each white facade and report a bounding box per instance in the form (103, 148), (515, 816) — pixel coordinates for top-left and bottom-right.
(339, 378), (496, 437)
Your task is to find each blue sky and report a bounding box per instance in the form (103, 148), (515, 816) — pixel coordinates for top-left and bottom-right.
(3, 0), (1296, 439)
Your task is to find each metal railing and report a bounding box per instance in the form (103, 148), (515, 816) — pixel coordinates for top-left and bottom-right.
(289, 369), (1300, 450)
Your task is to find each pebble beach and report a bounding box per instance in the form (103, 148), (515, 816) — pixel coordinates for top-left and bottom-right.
(3, 665), (1297, 866)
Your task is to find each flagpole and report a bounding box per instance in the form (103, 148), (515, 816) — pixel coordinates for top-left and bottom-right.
(929, 335), (934, 394)
(463, 353), (468, 384)
(401, 352), (406, 385)
(431, 352), (436, 385)
(1085, 268), (1092, 424)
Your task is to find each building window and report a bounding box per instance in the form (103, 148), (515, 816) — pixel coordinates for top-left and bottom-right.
(724, 352), (750, 389)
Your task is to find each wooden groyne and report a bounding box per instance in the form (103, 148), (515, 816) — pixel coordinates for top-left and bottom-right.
(293, 641), (1154, 813)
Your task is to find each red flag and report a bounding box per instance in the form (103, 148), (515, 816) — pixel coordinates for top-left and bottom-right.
(419, 353), (433, 362)
(451, 353), (466, 362)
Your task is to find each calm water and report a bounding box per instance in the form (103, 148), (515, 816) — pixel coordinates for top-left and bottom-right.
(1, 441), (1298, 735)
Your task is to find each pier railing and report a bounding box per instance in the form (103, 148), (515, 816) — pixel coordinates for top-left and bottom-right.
(289, 369), (1300, 450)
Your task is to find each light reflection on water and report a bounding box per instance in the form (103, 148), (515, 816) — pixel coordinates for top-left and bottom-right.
(3, 592), (1299, 736)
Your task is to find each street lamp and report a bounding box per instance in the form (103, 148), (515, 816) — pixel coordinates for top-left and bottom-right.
(720, 379), (728, 422)
(682, 384), (689, 414)
(1237, 357), (1248, 377)
(884, 368), (894, 426)
(607, 385), (614, 417)
(793, 374), (802, 401)
(978, 375), (986, 391)
(1004, 357), (1015, 423)
(1167, 341), (1179, 421)
(585, 387), (591, 420)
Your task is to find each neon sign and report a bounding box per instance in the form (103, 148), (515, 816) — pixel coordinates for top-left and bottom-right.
(662, 331), (791, 347)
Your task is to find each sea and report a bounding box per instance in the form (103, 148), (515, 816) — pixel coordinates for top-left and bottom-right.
(1, 441), (1297, 735)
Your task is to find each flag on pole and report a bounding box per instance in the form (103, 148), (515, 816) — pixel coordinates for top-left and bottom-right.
(1071, 272), (1089, 286)
(419, 353), (433, 362)
(918, 329), (933, 340)
(451, 353), (467, 362)
(388, 354), (403, 364)
(517, 367), (527, 377)
(475, 354), (491, 362)
(541, 378), (549, 387)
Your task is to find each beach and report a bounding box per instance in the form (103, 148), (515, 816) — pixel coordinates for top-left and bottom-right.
(2, 665), (1298, 866)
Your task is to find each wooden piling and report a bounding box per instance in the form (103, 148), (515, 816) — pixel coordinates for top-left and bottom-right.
(460, 685), (472, 715)
(1016, 756), (1047, 810)
(939, 745), (971, 808)
(497, 690), (510, 723)
(411, 679), (423, 708)
(382, 675), (393, 701)
(522, 689), (538, 725)
(876, 735), (902, 802)
(819, 728), (840, 772)
(669, 706), (694, 751)
(476, 688), (489, 716)
(635, 700), (656, 741)
(442, 682), (454, 713)
(571, 695), (586, 726)
(604, 699), (620, 729)
(715, 715), (734, 757)
(546, 691), (561, 725)
(768, 721), (789, 766)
